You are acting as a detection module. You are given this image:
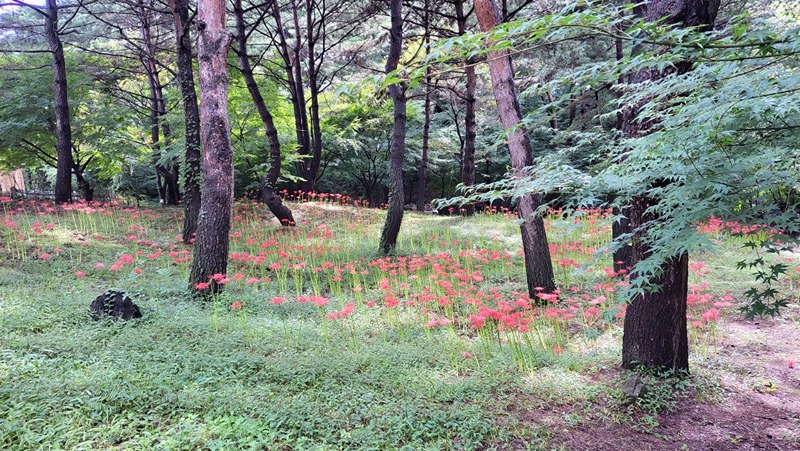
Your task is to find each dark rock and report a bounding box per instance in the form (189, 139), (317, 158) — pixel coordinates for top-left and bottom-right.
(89, 290), (142, 320)
(622, 376), (649, 401)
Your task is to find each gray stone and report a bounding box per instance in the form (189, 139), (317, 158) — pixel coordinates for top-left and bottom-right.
(622, 376), (649, 401)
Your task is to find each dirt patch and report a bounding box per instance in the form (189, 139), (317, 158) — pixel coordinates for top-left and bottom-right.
(507, 309), (800, 450)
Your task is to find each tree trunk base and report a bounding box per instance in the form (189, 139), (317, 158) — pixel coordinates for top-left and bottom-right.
(262, 185), (295, 226)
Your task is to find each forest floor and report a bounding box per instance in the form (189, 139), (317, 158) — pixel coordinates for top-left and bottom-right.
(0, 198), (798, 450)
(533, 311), (800, 450)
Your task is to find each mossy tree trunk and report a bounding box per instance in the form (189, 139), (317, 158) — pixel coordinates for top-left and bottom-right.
(168, 0), (203, 244)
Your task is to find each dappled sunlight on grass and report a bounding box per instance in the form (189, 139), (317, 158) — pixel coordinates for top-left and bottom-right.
(1, 196), (797, 448)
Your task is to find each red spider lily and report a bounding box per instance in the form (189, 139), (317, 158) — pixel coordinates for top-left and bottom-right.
(230, 301), (244, 310)
(590, 295), (608, 305)
(536, 292), (559, 303)
(383, 295), (399, 308)
(297, 295), (329, 307)
(195, 282), (210, 290)
(75, 271), (86, 278)
(326, 302), (356, 320)
(583, 307), (600, 323)
(210, 273), (229, 285)
(701, 308), (720, 322)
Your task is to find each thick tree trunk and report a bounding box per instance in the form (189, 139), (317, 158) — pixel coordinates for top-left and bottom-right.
(612, 210), (632, 272)
(620, 0), (719, 372)
(622, 196), (689, 370)
(474, 0), (556, 295)
(456, 0), (476, 216)
(379, 0), (406, 255)
(45, 0), (74, 204)
(168, 0), (203, 244)
(189, 0), (234, 293)
(233, 0), (295, 226)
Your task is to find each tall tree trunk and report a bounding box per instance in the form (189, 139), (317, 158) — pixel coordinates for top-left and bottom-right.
(140, 0), (179, 206)
(287, 0), (313, 192)
(416, 0), (431, 212)
(168, 0), (203, 244)
(45, 0), (73, 204)
(270, 1), (306, 184)
(379, 0), (406, 255)
(612, 36), (632, 273)
(233, 0), (295, 226)
(622, 196), (690, 370)
(456, 0), (477, 216)
(621, 0), (719, 372)
(475, 0), (556, 296)
(417, 73), (430, 212)
(306, 0), (323, 192)
(189, 0), (234, 293)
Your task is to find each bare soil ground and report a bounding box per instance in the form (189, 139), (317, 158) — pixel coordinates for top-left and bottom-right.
(511, 307), (800, 450)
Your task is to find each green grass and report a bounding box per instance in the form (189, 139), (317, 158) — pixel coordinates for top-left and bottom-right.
(1, 286), (506, 449)
(0, 199), (796, 449)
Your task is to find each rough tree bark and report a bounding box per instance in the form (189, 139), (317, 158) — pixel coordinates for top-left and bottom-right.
(270, 0), (310, 190)
(416, 0), (431, 212)
(455, 0), (476, 216)
(233, 0), (295, 226)
(189, 0), (234, 293)
(474, 0), (556, 296)
(44, 0), (74, 204)
(138, 0), (179, 206)
(378, 0), (406, 255)
(305, 0), (323, 193)
(417, 71), (431, 212)
(168, 0), (203, 243)
(621, 0), (720, 372)
(72, 149), (95, 202)
(612, 35), (632, 273)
